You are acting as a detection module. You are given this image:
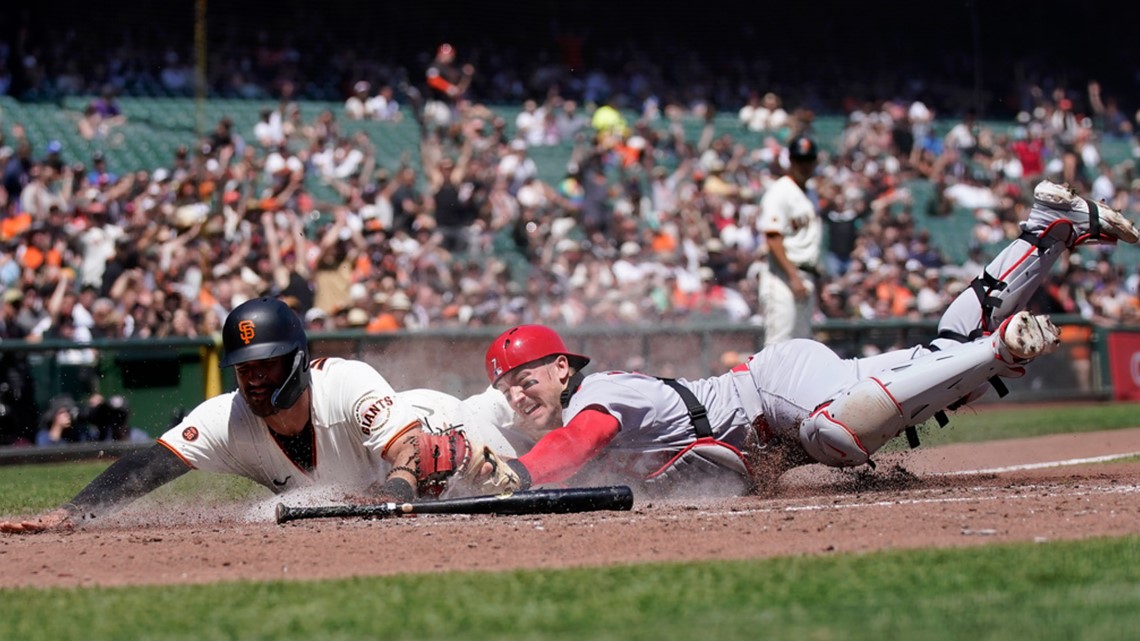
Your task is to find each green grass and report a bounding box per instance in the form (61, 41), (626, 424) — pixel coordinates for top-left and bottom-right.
(0, 462), (267, 513)
(3, 402), (1140, 640)
(2, 537), (1139, 641)
(887, 401), (1140, 450)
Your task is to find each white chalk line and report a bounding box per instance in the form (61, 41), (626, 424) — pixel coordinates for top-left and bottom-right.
(354, 453), (1140, 527)
(671, 483), (1140, 519)
(783, 483), (1140, 513)
(686, 450), (1140, 518)
(932, 451), (1140, 476)
(669, 452), (1140, 518)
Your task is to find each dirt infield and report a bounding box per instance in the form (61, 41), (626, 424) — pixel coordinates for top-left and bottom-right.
(4, 426), (1140, 589)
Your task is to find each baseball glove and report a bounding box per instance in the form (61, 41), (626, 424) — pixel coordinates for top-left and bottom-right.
(411, 429), (518, 495)
(415, 430), (472, 498)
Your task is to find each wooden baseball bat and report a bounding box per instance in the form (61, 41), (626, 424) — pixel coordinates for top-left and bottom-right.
(275, 485), (634, 524)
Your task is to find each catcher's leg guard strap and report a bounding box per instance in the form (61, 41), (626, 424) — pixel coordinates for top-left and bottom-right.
(935, 221), (1071, 346)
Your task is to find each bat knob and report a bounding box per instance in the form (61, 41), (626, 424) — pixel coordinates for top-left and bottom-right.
(275, 503), (289, 524)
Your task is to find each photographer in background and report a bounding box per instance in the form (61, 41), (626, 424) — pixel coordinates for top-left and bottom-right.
(35, 395), (83, 446)
(86, 393), (149, 443)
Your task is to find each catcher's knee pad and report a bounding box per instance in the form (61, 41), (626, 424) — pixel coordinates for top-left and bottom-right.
(799, 379), (902, 467)
(644, 438), (753, 497)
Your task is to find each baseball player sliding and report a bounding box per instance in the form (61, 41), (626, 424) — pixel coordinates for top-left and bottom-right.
(477, 180), (1140, 496)
(0, 297), (520, 533)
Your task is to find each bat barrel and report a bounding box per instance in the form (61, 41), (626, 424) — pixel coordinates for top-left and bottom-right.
(410, 485), (635, 515)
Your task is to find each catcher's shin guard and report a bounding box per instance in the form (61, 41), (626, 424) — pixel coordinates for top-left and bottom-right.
(799, 336), (1021, 467)
(935, 220), (1072, 347)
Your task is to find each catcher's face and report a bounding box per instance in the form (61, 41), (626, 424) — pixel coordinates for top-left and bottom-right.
(234, 355), (291, 417)
(494, 355), (569, 436)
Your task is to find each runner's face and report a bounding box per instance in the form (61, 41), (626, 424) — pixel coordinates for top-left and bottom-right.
(235, 355), (291, 417)
(494, 356), (569, 435)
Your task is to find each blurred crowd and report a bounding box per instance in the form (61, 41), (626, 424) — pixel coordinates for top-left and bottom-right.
(3, 75), (1139, 348)
(2, 20), (1140, 444)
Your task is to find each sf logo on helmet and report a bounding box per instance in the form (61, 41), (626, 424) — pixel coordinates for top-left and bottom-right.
(238, 320), (256, 345)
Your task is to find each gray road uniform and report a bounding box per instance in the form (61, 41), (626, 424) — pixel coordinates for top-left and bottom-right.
(558, 181), (1133, 492)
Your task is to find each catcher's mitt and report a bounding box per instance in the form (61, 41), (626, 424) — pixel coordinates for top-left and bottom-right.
(415, 430), (472, 498)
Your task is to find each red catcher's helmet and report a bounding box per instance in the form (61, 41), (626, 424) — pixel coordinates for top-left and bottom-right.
(485, 325), (590, 384)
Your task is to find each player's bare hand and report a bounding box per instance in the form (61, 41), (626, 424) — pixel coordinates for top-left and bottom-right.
(0, 508), (75, 534)
(790, 276), (809, 300)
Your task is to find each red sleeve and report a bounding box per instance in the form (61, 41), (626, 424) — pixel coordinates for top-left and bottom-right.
(426, 74), (455, 94)
(518, 408), (620, 485)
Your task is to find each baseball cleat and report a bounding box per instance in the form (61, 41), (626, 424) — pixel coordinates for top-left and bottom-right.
(997, 311), (1061, 361)
(1031, 180), (1140, 245)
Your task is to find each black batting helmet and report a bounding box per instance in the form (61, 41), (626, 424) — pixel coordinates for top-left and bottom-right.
(221, 297), (311, 410)
(787, 136), (819, 162)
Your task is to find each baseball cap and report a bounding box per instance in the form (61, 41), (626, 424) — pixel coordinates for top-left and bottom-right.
(787, 136), (819, 162)
(388, 291), (412, 311)
(346, 307), (369, 327)
(304, 307), (329, 324)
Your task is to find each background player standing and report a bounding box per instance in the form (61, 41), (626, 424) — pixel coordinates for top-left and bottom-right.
(757, 136), (822, 346)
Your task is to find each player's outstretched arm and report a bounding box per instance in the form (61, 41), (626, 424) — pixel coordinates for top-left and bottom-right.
(505, 409), (621, 488)
(0, 444), (191, 534)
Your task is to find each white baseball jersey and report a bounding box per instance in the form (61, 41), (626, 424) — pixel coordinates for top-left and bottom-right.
(757, 175), (821, 270)
(399, 386), (533, 459)
(158, 357), (519, 494)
